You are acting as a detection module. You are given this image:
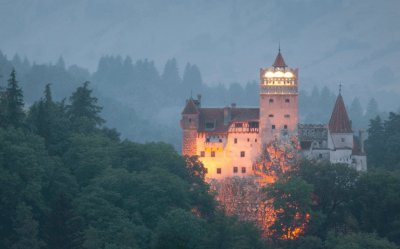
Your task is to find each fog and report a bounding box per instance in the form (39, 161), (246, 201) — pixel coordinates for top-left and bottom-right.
(0, 0), (399, 148)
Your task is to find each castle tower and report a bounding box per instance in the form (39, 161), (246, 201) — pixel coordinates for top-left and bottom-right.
(259, 49), (299, 146)
(180, 96), (200, 155)
(328, 91), (353, 150)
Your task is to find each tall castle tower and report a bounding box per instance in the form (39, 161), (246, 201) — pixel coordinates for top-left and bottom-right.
(180, 97), (200, 156)
(259, 49), (299, 146)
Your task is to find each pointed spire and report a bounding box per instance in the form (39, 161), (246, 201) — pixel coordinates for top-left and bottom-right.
(329, 92), (352, 133)
(273, 47), (287, 68)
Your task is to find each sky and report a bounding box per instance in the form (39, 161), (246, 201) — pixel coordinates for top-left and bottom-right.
(0, 0), (399, 109)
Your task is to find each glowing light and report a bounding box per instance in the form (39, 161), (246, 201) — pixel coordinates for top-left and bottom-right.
(264, 71), (295, 78)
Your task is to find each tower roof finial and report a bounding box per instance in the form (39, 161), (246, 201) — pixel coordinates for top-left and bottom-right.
(339, 83), (342, 95)
(278, 40), (281, 53)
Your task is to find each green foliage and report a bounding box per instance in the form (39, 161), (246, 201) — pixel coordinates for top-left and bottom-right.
(366, 112), (400, 170)
(325, 233), (399, 249)
(1, 69), (25, 128)
(264, 176), (313, 240)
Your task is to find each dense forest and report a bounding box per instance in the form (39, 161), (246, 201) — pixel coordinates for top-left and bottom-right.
(0, 67), (400, 249)
(0, 51), (391, 150)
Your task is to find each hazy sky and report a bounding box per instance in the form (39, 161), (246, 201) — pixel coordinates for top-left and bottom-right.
(0, 0), (399, 109)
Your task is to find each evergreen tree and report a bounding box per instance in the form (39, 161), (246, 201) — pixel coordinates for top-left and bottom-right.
(349, 97), (364, 130)
(182, 63), (203, 95)
(4, 69), (25, 128)
(12, 202), (44, 249)
(67, 81), (104, 132)
(365, 116), (385, 168)
(45, 194), (84, 249)
(365, 98), (379, 122)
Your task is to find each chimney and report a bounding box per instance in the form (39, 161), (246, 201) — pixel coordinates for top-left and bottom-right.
(223, 106), (231, 125)
(197, 94), (202, 107)
(231, 103), (236, 108)
(359, 129), (365, 153)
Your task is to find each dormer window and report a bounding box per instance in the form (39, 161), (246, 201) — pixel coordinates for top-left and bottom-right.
(205, 122), (215, 130)
(235, 122), (243, 128)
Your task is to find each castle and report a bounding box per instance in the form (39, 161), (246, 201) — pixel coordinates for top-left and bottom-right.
(181, 50), (367, 180)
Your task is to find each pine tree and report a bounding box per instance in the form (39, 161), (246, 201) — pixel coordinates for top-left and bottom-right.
(67, 81), (104, 132)
(365, 116), (385, 167)
(5, 69), (25, 127)
(45, 194), (84, 249)
(349, 97), (364, 130)
(365, 98), (379, 122)
(12, 202), (44, 249)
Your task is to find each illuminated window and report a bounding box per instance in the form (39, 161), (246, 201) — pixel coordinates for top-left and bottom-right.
(240, 151), (245, 157)
(233, 167), (238, 173)
(269, 114), (274, 118)
(200, 151), (205, 157)
(269, 98), (274, 103)
(217, 168), (221, 174)
(234, 138), (237, 144)
(272, 125), (276, 129)
(211, 151), (216, 157)
(284, 125), (288, 129)
(241, 167), (246, 173)
(284, 114), (290, 118)
(285, 99), (290, 103)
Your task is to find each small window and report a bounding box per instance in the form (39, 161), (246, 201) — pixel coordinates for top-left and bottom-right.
(206, 137), (210, 142)
(319, 153), (322, 159)
(217, 168), (221, 174)
(247, 138), (250, 142)
(284, 125), (288, 129)
(285, 99), (290, 103)
(233, 167), (238, 173)
(189, 118), (192, 123)
(255, 139), (257, 143)
(200, 151), (205, 157)
(205, 122), (215, 130)
(269, 98), (274, 103)
(268, 114), (274, 118)
(249, 121), (259, 128)
(284, 114), (290, 118)
(235, 123), (243, 128)
(218, 138), (222, 142)
(241, 167), (246, 173)
(234, 138), (237, 144)
(240, 151), (245, 157)
(272, 125), (276, 129)
(341, 138), (345, 142)
(211, 151), (216, 157)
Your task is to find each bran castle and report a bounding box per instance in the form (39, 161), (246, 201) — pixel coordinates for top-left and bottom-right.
(181, 50), (367, 179)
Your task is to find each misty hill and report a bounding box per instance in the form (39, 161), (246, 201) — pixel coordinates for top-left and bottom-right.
(0, 0), (399, 111)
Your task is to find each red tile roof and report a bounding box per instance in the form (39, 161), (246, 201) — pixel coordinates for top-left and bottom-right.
(182, 98), (199, 114)
(329, 94), (352, 133)
(273, 50), (287, 68)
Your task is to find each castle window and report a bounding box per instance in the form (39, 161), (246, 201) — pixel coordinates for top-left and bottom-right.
(269, 114), (274, 118)
(255, 139), (257, 143)
(233, 167), (238, 173)
(285, 99), (290, 103)
(217, 168), (221, 174)
(241, 167), (246, 173)
(205, 122), (215, 130)
(189, 118), (192, 123)
(341, 137), (345, 142)
(319, 153), (322, 159)
(284, 125), (288, 129)
(218, 138), (222, 142)
(269, 98), (274, 103)
(206, 137), (210, 142)
(284, 114), (290, 118)
(211, 151), (216, 157)
(272, 125), (276, 129)
(249, 121), (259, 128)
(240, 151), (245, 157)
(247, 138), (250, 142)
(200, 151), (205, 157)
(234, 138), (237, 144)
(235, 122), (243, 128)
